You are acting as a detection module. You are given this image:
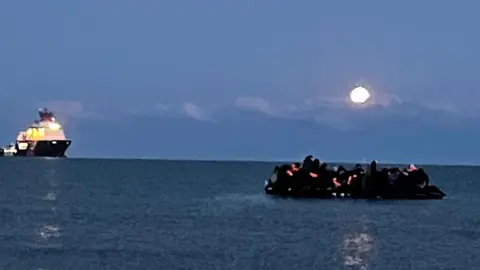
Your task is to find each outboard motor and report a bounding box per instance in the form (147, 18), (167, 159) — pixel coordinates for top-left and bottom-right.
(265, 166), (279, 193)
(269, 167), (279, 185)
(265, 165), (291, 194)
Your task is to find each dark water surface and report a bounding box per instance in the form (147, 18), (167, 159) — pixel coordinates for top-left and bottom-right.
(0, 158), (478, 269)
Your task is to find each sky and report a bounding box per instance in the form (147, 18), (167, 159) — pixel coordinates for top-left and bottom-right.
(1, 0), (480, 164)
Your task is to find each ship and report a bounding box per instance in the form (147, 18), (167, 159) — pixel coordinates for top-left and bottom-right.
(0, 108), (71, 157)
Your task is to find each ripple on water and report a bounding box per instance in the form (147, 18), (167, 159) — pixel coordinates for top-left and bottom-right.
(194, 192), (276, 215)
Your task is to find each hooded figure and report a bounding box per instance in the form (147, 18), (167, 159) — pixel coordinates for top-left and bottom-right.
(312, 159), (320, 169)
(362, 160), (378, 196)
(301, 155), (314, 171)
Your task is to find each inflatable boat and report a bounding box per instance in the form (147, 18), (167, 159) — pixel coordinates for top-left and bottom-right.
(264, 164), (446, 200)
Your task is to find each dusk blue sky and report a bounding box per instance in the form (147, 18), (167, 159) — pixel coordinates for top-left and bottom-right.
(1, 1), (479, 164)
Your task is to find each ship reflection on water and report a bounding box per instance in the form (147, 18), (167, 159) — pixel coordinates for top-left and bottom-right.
(33, 167), (63, 250)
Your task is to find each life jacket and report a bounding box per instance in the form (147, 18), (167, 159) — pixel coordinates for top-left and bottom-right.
(333, 177), (341, 187)
(291, 165), (300, 171)
(407, 164), (417, 172)
(333, 171), (347, 187)
(285, 163), (300, 176)
(347, 174), (358, 185)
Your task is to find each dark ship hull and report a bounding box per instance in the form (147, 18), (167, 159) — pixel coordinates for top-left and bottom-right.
(14, 140), (71, 157)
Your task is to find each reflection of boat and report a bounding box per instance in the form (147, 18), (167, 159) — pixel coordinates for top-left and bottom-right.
(0, 108), (71, 157)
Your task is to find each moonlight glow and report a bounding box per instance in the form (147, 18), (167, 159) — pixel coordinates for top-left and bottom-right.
(349, 86), (371, 104)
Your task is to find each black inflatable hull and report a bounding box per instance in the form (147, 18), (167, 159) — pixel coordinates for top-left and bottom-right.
(265, 183), (445, 200)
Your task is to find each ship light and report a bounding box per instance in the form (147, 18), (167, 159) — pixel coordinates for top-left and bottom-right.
(48, 122), (61, 130)
(18, 142), (28, 150)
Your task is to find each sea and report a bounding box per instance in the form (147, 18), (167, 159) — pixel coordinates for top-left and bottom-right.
(0, 158), (478, 270)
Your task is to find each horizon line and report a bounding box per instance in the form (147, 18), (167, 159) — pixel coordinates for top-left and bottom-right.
(12, 155), (479, 167)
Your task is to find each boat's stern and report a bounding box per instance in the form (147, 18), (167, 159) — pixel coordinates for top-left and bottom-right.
(0, 143), (18, 156)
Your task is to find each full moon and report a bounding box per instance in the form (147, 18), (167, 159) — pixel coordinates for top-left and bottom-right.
(349, 86), (371, 104)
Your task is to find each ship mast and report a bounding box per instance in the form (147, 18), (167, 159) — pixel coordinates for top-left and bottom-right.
(38, 108), (55, 122)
